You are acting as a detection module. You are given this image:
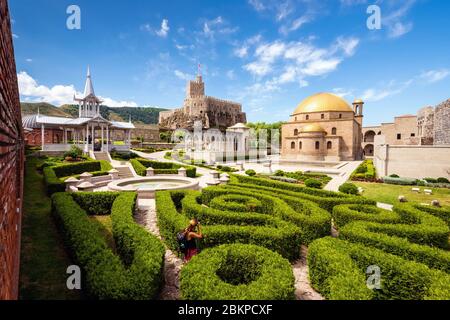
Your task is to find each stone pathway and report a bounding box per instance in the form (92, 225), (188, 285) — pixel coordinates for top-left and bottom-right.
(134, 199), (183, 300)
(293, 246), (324, 300)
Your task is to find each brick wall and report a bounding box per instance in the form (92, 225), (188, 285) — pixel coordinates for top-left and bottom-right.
(0, 0), (24, 300)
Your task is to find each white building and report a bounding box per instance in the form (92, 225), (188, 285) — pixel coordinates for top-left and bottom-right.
(29, 67), (135, 153)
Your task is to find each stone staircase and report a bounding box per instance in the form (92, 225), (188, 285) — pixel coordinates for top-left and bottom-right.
(94, 152), (111, 162)
(116, 166), (135, 179)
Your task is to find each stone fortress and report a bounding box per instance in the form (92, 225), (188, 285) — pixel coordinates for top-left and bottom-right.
(159, 74), (247, 131)
(362, 98), (450, 157)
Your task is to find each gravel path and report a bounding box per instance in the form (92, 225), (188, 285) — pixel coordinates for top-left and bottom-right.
(134, 200), (183, 300)
(293, 246), (324, 300)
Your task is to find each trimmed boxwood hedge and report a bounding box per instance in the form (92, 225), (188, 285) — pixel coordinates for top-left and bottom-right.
(308, 237), (450, 300)
(180, 244), (295, 300)
(350, 160), (376, 182)
(156, 189), (302, 261)
(51, 192), (165, 299)
(230, 174), (375, 212)
(131, 158), (196, 178)
(309, 202), (450, 299)
(43, 160), (112, 195)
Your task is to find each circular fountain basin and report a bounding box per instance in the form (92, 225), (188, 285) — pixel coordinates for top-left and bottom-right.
(108, 176), (199, 198)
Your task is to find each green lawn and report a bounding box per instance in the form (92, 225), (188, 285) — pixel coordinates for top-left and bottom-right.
(19, 157), (82, 300)
(354, 181), (450, 206)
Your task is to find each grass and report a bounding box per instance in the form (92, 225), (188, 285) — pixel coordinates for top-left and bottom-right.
(19, 156), (82, 300)
(354, 181), (450, 206)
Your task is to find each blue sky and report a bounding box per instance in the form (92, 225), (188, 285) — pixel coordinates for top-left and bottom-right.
(10, 0), (450, 125)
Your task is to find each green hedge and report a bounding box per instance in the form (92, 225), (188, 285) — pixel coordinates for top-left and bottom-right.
(131, 158), (196, 178)
(308, 237), (450, 300)
(180, 244), (295, 300)
(72, 192), (120, 215)
(230, 174), (375, 212)
(382, 176), (417, 185)
(51, 192), (165, 299)
(351, 160), (376, 181)
(309, 202), (450, 299)
(43, 160), (113, 195)
(156, 189), (302, 261)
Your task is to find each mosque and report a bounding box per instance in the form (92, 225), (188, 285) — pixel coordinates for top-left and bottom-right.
(281, 93), (364, 161)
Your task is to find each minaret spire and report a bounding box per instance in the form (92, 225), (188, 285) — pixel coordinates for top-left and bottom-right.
(84, 65), (95, 97)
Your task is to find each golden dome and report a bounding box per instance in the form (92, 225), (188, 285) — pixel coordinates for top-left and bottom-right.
(294, 93), (353, 114)
(300, 124), (325, 133)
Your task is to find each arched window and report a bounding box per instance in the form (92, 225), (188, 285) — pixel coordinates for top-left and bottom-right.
(291, 141), (296, 149)
(339, 114), (342, 119)
(315, 141), (320, 150)
(306, 115), (309, 120)
(294, 129), (299, 136)
(299, 141), (302, 150)
(327, 141), (332, 149)
(332, 127), (337, 135)
(321, 114), (325, 119)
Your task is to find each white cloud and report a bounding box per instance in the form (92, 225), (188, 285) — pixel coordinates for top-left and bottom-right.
(248, 0), (265, 12)
(18, 71), (138, 107)
(233, 34), (262, 58)
(25, 58), (33, 62)
(242, 36), (359, 86)
(156, 19), (170, 38)
(361, 79), (413, 102)
(174, 70), (192, 81)
(279, 15), (312, 35)
(12, 34), (18, 39)
(201, 16), (238, 40)
(388, 21), (413, 38)
(226, 70), (235, 80)
(420, 69), (450, 83)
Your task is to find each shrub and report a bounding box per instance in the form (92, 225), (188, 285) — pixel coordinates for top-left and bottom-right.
(308, 237), (450, 300)
(180, 244), (295, 300)
(131, 158), (196, 178)
(382, 176), (417, 185)
(437, 177), (450, 184)
(43, 160), (112, 195)
(424, 178), (438, 183)
(305, 179), (322, 189)
(269, 176), (298, 184)
(64, 145), (83, 159)
(72, 192), (120, 215)
(351, 160), (376, 182)
(51, 192), (165, 299)
(245, 169), (256, 176)
(339, 183), (359, 195)
(390, 174), (400, 178)
(275, 170), (285, 177)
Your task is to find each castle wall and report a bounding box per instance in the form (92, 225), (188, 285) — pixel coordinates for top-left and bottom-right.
(434, 99), (450, 145)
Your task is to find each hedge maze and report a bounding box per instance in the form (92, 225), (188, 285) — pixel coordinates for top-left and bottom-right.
(157, 174), (426, 300)
(130, 158), (197, 178)
(51, 192), (165, 299)
(308, 203), (450, 299)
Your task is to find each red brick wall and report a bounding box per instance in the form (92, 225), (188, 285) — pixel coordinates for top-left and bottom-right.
(0, 0), (24, 300)
(24, 128), (64, 147)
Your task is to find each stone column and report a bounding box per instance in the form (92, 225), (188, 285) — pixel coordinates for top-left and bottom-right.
(146, 167), (155, 176)
(106, 126), (110, 152)
(101, 125), (104, 152)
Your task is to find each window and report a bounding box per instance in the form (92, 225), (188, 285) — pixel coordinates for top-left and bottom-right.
(332, 127), (337, 135)
(321, 114), (325, 119)
(339, 114), (342, 119)
(306, 115), (309, 120)
(295, 117), (297, 121)
(299, 141), (302, 150)
(315, 141), (320, 150)
(327, 141), (332, 149)
(291, 142), (296, 149)
(294, 129), (299, 136)
(397, 134), (402, 140)
(411, 133), (416, 137)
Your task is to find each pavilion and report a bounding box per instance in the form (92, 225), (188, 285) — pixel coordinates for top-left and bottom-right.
(22, 68), (135, 153)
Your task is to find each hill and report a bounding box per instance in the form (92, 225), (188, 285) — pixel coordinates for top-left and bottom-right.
(21, 102), (169, 125)
(20, 102), (72, 118)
